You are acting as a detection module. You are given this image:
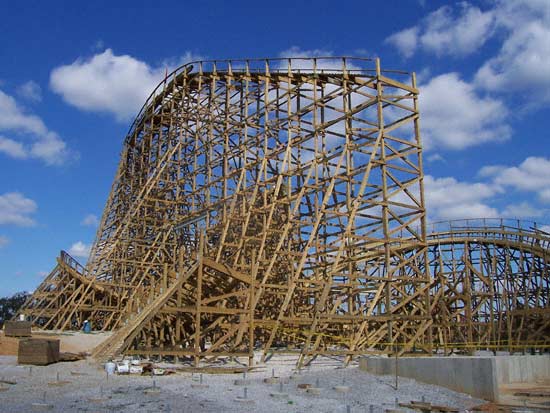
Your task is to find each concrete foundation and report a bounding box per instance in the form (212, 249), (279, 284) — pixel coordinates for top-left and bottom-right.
(359, 355), (550, 402)
(495, 355), (550, 384)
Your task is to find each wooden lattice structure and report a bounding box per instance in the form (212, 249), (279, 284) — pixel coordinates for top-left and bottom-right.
(425, 219), (550, 354)
(18, 58), (550, 366)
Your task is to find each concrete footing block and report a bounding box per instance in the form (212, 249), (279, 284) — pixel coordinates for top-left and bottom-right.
(233, 379), (251, 386)
(264, 377), (279, 384)
(234, 397), (255, 404)
(143, 387), (161, 395)
(87, 397), (110, 403)
(269, 392), (289, 399)
(264, 377), (289, 384)
(191, 383), (209, 388)
(47, 381), (70, 387)
(306, 387), (322, 395)
(30, 403), (54, 410)
(334, 385), (351, 393)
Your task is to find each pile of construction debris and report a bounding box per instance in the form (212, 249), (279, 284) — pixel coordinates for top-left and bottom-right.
(105, 358), (178, 376)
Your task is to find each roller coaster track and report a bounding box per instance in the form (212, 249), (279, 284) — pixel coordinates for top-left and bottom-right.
(17, 58), (550, 366)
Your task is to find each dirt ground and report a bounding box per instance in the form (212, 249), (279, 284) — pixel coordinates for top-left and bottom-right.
(0, 330), (112, 355)
(498, 381), (550, 410)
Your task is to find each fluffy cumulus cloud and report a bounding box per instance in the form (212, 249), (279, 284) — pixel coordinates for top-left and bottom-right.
(0, 89), (72, 165)
(0, 89), (49, 135)
(501, 201), (543, 218)
(68, 241), (91, 259)
(424, 175), (501, 221)
(387, 1), (550, 106)
(81, 213), (99, 227)
(475, 0), (550, 103)
(383, 1), (550, 154)
(385, 27), (419, 59)
(17, 81), (42, 102)
(0, 136), (27, 159)
(479, 156), (550, 202)
(423, 156), (550, 222)
(0, 192), (38, 226)
(420, 73), (510, 150)
(386, 3), (495, 58)
(50, 49), (199, 122)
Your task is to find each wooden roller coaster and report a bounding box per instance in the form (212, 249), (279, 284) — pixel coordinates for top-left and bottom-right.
(17, 57), (550, 367)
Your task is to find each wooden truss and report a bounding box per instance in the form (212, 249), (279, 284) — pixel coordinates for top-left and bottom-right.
(425, 219), (550, 354)
(19, 58), (550, 366)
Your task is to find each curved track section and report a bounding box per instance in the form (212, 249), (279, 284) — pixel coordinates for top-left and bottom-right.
(425, 219), (550, 353)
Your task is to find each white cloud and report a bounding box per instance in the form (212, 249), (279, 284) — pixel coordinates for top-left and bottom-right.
(386, 3), (495, 57)
(480, 156), (550, 202)
(0, 89), (72, 165)
(420, 73), (511, 150)
(278, 46), (333, 58)
(424, 175), (501, 221)
(29, 133), (70, 165)
(475, 10), (550, 103)
(501, 201), (543, 218)
(386, 1), (550, 106)
(538, 189), (550, 204)
(426, 153), (444, 162)
(68, 241), (91, 259)
(415, 67), (432, 84)
(81, 213), (99, 227)
(422, 155), (550, 222)
(0, 235), (8, 248)
(0, 89), (48, 135)
(276, 47), (364, 73)
(385, 27), (419, 58)
(0, 136), (27, 159)
(277, 47), (347, 71)
(17, 81), (42, 102)
(477, 164), (504, 178)
(0, 192), (37, 226)
(50, 49), (199, 122)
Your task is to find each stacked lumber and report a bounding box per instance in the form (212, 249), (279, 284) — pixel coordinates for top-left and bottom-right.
(4, 321), (31, 337)
(0, 334), (21, 356)
(399, 401), (459, 413)
(17, 339), (60, 365)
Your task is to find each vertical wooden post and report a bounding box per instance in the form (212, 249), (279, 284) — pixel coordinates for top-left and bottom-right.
(195, 231), (204, 367)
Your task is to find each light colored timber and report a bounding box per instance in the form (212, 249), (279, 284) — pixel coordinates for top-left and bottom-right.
(17, 58), (550, 366)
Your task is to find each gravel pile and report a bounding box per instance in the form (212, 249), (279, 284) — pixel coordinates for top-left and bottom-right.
(0, 354), (483, 412)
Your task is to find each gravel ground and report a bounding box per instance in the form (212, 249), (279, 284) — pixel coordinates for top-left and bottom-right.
(0, 354), (483, 412)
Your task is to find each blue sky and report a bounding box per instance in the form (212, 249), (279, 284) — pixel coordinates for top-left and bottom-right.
(1, 0), (549, 296)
